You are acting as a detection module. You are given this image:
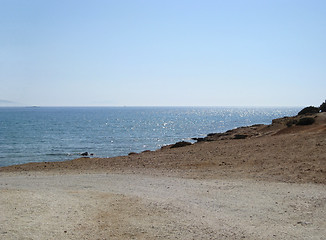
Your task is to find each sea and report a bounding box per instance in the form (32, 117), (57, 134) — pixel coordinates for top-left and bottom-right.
(0, 106), (301, 167)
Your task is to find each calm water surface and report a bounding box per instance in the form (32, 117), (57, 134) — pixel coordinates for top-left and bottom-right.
(0, 107), (300, 167)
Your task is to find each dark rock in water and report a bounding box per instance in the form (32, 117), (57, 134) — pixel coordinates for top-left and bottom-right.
(192, 137), (205, 142)
(207, 133), (217, 137)
(81, 152), (89, 156)
(128, 152), (137, 155)
(233, 134), (248, 139)
(202, 132), (230, 142)
(170, 141), (192, 148)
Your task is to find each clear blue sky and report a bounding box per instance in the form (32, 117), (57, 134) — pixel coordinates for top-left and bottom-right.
(1, 0), (325, 107)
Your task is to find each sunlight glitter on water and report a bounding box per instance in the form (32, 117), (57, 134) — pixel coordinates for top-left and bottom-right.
(0, 107), (301, 167)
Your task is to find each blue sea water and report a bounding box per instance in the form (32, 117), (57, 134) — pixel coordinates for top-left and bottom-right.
(0, 107), (300, 167)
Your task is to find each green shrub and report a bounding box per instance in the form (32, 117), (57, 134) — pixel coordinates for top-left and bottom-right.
(320, 100), (326, 112)
(296, 117), (315, 125)
(286, 119), (298, 127)
(298, 106), (319, 115)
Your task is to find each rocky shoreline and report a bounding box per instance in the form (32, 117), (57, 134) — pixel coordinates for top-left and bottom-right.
(168, 111), (325, 148)
(1, 112), (325, 184)
(1, 111), (325, 240)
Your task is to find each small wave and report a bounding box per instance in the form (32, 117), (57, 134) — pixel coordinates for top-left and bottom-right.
(45, 153), (72, 156)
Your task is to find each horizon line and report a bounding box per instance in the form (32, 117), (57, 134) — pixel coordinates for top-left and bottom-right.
(0, 105), (304, 108)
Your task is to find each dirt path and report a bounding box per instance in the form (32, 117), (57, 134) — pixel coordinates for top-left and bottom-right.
(1, 173), (325, 239)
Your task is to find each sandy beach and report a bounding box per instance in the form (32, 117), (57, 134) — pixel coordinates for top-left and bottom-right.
(1, 113), (326, 239)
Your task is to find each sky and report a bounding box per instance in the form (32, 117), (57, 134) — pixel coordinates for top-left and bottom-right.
(0, 0), (325, 107)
